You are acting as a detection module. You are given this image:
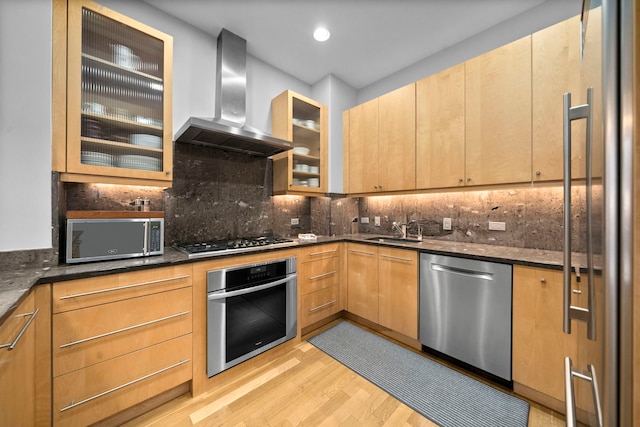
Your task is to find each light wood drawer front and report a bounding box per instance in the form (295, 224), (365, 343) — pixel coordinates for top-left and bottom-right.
(301, 286), (340, 328)
(299, 257), (339, 295)
(53, 264), (192, 313)
(53, 287), (192, 377)
(53, 334), (192, 427)
(299, 243), (340, 263)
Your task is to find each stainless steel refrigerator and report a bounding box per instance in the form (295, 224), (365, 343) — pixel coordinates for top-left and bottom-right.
(562, 0), (634, 425)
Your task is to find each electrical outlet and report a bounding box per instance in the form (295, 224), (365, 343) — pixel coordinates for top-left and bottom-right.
(488, 221), (506, 231)
(374, 216), (381, 227)
(360, 217), (370, 224)
(291, 218), (299, 225)
(443, 218), (452, 230)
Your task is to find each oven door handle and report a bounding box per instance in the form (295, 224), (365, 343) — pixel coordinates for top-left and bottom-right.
(207, 274), (297, 301)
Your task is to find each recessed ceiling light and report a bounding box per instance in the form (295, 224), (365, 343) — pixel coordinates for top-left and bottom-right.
(313, 27), (330, 42)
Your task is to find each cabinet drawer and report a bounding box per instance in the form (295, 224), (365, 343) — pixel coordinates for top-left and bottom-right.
(53, 334), (192, 427)
(53, 287), (192, 377)
(53, 265), (192, 313)
(299, 257), (339, 295)
(298, 243), (340, 263)
(301, 286), (340, 328)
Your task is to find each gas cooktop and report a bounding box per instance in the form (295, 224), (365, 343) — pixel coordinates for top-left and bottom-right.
(175, 236), (297, 259)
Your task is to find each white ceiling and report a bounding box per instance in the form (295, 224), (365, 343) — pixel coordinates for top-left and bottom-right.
(142, 0), (556, 90)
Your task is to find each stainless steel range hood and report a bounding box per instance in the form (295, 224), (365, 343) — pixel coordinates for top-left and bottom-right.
(175, 29), (292, 157)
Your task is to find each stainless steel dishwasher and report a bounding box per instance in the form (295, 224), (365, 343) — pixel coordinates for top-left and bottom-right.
(419, 253), (512, 383)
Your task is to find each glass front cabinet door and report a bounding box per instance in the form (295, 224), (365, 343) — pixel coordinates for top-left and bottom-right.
(56, 0), (173, 186)
(271, 90), (328, 195)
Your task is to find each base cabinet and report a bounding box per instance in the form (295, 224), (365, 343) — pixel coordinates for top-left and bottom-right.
(513, 265), (602, 419)
(0, 285), (50, 426)
(347, 243), (379, 323)
(378, 247), (418, 340)
(0, 292), (37, 426)
(51, 265), (193, 426)
(347, 243), (418, 339)
(298, 243), (342, 329)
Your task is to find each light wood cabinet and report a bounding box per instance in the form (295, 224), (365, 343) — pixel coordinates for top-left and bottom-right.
(53, 0), (174, 187)
(298, 243), (342, 330)
(465, 35), (532, 186)
(513, 266), (578, 405)
(532, 9), (602, 181)
(344, 83), (415, 194)
(513, 265), (602, 417)
(52, 265), (193, 426)
(346, 243), (379, 322)
(378, 83), (416, 192)
(347, 243), (418, 339)
(378, 247), (418, 339)
(345, 98), (379, 194)
(0, 292), (37, 426)
(416, 63), (466, 189)
(271, 90), (328, 195)
(0, 285), (51, 426)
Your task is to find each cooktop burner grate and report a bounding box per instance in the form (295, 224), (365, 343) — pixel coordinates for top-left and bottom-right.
(175, 236), (296, 258)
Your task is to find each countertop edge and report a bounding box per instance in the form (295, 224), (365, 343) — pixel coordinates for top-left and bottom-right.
(1, 235), (589, 323)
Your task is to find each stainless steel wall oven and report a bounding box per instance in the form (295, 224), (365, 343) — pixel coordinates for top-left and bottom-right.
(206, 257), (297, 377)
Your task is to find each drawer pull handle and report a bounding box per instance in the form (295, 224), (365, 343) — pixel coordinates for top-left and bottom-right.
(59, 359), (190, 412)
(349, 250), (374, 256)
(59, 275), (191, 300)
(309, 300), (337, 313)
(309, 271), (337, 281)
(59, 311), (190, 349)
(379, 254), (413, 262)
(309, 249), (337, 256)
(0, 308), (39, 350)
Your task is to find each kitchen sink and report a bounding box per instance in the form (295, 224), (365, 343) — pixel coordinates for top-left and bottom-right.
(365, 236), (423, 244)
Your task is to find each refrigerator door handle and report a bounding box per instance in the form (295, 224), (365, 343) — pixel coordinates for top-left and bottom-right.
(564, 357), (603, 427)
(562, 88), (595, 338)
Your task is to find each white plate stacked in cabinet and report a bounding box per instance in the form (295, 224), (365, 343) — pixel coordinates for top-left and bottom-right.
(51, 265), (193, 426)
(298, 243), (342, 331)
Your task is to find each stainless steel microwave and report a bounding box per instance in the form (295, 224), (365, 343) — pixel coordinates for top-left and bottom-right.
(66, 213), (164, 264)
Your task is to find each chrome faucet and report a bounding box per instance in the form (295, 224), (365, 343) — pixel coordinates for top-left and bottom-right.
(393, 220), (423, 241)
(392, 221), (407, 239)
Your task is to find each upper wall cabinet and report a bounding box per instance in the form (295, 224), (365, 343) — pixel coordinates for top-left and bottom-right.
(344, 83), (415, 194)
(465, 36), (532, 186)
(53, 0), (174, 187)
(345, 97), (379, 194)
(378, 83), (416, 192)
(271, 90), (328, 195)
(532, 10), (602, 182)
(416, 63), (465, 189)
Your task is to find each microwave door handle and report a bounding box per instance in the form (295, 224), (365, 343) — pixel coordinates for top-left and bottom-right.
(143, 220), (149, 255)
(207, 274), (297, 301)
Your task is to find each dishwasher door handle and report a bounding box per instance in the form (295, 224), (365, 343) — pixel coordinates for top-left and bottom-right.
(430, 263), (494, 281)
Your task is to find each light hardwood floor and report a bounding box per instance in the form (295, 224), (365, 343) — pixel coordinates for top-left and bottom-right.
(123, 320), (565, 426)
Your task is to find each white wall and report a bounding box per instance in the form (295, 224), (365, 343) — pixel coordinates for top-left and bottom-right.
(312, 75), (357, 194)
(357, 0), (581, 103)
(0, 0), (52, 251)
(101, 0), (312, 137)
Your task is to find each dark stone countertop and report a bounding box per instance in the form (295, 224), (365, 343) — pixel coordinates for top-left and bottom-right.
(0, 234), (593, 324)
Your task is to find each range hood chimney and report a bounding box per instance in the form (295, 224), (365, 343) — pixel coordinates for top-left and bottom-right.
(175, 29), (292, 156)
